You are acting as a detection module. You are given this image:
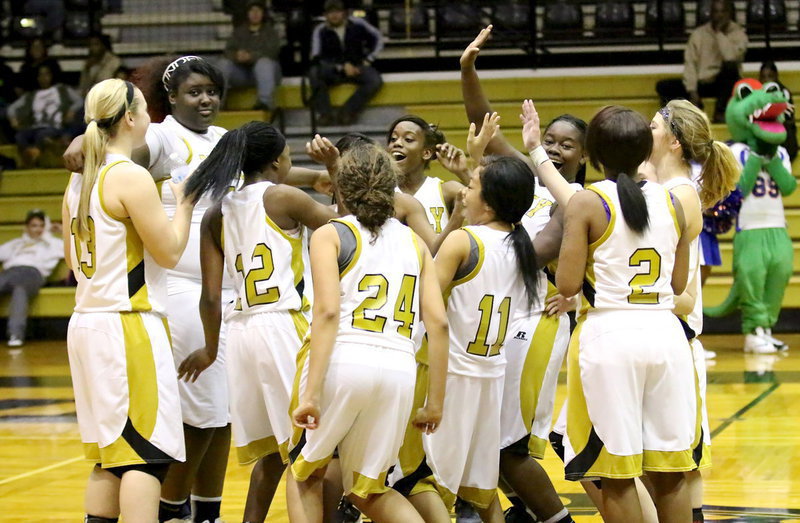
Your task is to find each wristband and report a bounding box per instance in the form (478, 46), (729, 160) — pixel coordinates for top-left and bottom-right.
(529, 146), (551, 167)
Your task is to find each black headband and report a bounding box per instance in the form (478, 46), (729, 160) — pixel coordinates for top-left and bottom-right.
(95, 81), (135, 130)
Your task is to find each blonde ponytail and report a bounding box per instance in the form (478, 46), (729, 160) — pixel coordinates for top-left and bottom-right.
(76, 79), (138, 241)
(665, 100), (740, 210)
(698, 140), (740, 209)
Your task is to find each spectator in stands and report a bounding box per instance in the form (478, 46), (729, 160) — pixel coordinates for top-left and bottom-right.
(760, 60), (797, 162)
(0, 209), (63, 348)
(219, 0), (282, 111)
(78, 34), (122, 97)
(309, 0), (384, 126)
(655, 0), (747, 123)
(16, 38), (63, 95)
(7, 63), (83, 167)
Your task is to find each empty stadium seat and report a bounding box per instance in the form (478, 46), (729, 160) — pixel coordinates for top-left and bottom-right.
(594, 0), (635, 37)
(436, 4), (484, 39)
(543, 0), (583, 40)
(491, 1), (531, 33)
(63, 11), (94, 41)
(747, 0), (787, 32)
(695, 0), (712, 25)
(388, 5), (430, 39)
(646, 0), (685, 36)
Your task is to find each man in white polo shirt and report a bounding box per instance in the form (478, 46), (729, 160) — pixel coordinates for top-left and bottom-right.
(0, 209), (63, 347)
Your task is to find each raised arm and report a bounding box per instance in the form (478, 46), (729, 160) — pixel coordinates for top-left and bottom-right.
(460, 25), (527, 162)
(521, 99), (578, 207)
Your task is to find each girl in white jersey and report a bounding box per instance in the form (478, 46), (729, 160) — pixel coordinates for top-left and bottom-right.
(133, 56), (235, 523)
(460, 30), (589, 522)
(179, 121), (338, 523)
(63, 58), (233, 522)
(395, 155), (541, 523)
(61, 79), (195, 523)
(388, 115), (467, 234)
(553, 105), (695, 522)
(649, 100), (739, 523)
(289, 144), (449, 523)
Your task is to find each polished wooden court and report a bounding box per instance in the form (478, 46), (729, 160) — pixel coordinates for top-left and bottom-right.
(2, 333), (799, 521)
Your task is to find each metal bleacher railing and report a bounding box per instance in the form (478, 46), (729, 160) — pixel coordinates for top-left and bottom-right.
(2, 0), (797, 71)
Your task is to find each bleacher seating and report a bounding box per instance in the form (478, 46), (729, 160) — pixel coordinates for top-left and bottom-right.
(645, 0), (686, 36)
(746, 0), (787, 32)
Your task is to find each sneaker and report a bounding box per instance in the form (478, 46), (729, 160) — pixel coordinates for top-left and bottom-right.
(7, 336), (22, 347)
(744, 328), (777, 354)
(764, 328), (788, 351)
(704, 348), (717, 359)
(504, 504), (536, 523)
(456, 498), (482, 523)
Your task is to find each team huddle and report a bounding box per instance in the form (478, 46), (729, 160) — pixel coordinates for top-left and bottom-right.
(62, 29), (740, 523)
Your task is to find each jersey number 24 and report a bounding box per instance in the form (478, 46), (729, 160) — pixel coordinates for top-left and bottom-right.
(352, 273), (418, 338)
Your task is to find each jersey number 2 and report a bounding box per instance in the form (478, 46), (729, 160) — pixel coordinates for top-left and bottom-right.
(235, 243), (280, 307)
(352, 273), (418, 338)
(627, 248), (661, 304)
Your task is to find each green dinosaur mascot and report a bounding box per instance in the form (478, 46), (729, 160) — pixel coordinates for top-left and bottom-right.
(704, 78), (796, 352)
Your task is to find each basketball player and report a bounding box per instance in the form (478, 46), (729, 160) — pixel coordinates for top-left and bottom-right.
(179, 121), (339, 523)
(288, 144), (449, 523)
(63, 78), (193, 523)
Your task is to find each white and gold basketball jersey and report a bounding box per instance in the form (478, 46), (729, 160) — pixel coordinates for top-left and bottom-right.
(580, 179), (680, 315)
(663, 176), (703, 335)
(221, 181), (306, 318)
(148, 115), (229, 285)
(334, 215), (422, 353)
(66, 154), (167, 314)
(413, 176), (449, 233)
(519, 194), (553, 318)
(446, 225), (527, 378)
(730, 142), (790, 231)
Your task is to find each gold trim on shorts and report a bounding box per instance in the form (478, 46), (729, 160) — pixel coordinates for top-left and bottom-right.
(236, 435), (287, 465)
(350, 470), (391, 499)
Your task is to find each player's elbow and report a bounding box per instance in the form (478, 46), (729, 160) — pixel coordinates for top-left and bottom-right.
(556, 275), (580, 299)
(424, 314), (449, 341)
(671, 276), (688, 297)
(313, 302), (339, 324)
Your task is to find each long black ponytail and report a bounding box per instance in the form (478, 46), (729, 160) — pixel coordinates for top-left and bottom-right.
(585, 105), (652, 234)
(184, 121), (286, 204)
(480, 156), (539, 309)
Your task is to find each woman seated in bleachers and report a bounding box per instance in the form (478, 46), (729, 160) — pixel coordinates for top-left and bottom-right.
(7, 63), (83, 167)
